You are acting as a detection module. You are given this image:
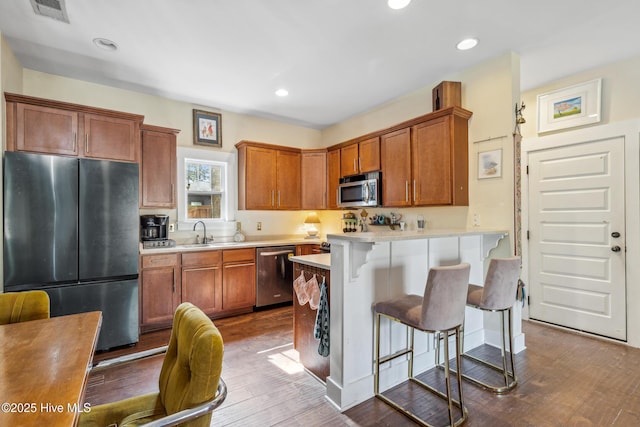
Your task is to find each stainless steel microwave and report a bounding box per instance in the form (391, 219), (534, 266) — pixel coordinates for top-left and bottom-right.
(337, 171), (381, 208)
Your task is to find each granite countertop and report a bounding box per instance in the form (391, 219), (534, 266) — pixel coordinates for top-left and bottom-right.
(140, 237), (321, 255)
(326, 228), (509, 243)
(290, 253), (331, 270)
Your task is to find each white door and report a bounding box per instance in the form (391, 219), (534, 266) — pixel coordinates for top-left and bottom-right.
(528, 137), (626, 340)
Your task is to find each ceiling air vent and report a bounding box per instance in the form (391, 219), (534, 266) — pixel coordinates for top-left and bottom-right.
(30, 0), (69, 23)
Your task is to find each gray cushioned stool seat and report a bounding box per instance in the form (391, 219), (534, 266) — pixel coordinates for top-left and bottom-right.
(374, 263), (471, 427)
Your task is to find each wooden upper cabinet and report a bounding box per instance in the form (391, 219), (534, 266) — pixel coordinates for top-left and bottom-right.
(379, 107), (471, 207)
(141, 124), (179, 208)
(327, 148), (341, 210)
(276, 150), (301, 210)
(412, 117), (452, 205)
(340, 136), (380, 177)
(340, 143), (359, 177)
(412, 112), (469, 206)
(381, 128), (412, 207)
(5, 93), (143, 163)
(301, 149), (327, 210)
(236, 141), (301, 210)
(84, 114), (139, 162)
(358, 136), (381, 173)
(239, 144), (277, 210)
(14, 103), (79, 156)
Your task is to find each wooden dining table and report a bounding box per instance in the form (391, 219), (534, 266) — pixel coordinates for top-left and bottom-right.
(0, 311), (102, 427)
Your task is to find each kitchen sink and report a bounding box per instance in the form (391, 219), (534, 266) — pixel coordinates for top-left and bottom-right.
(178, 242), (242, 249)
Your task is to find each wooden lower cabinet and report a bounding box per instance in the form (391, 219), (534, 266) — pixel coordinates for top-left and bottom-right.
(139, 253), (180, 332)
(140, 248), (256, 332)
(296, 244), (322, 255)
(222, 248), (256, 311)
(182, 251), (223, 317)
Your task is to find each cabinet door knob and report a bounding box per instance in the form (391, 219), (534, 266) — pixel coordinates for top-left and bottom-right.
(612, 232), (620, 238)
(611, 245), (621, 252)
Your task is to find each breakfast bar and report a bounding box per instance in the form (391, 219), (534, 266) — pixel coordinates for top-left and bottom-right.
(324, 229), (523, 411)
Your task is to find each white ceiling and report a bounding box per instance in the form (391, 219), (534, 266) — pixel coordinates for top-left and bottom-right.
(1, 1), (638, 129)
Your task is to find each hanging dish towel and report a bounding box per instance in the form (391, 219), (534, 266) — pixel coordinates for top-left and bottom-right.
(293, 271), (309, 305)
(314, 277), (330, 357)
(307, 274), (320, 310)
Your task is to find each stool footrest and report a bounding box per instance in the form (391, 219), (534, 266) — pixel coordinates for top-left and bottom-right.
(436, 352), (518, 394)
(378, 348), (412, 365)
(376, 376), (468, 427)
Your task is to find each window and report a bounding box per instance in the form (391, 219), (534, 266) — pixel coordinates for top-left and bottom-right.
(185, 159), (225, 220)
(176, 146), (236, 230)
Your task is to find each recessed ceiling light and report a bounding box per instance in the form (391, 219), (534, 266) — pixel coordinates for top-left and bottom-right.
(456, 38), (478, 51)
(93, 38), (118, 51)
(388, 0), (411, 9)
(275, 89), (289, 97)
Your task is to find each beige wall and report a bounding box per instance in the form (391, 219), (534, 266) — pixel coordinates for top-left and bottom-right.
(19, 69), (324, 240)
(20, 53), (520, 241)
(1, 34), (23, 152)
(0, 40), (520, 245)
(0, 34), (23, 292)
(520, 55), (640, 137)
(319, 52), (520, 244)
(518, 55), (640, 342)
(21, 70), (322, 152)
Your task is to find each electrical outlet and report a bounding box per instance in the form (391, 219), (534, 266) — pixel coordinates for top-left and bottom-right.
(257, 221), (262, 231)
(472, 213), (480, 227)
(169, 223), (175, 232)
(236, 222), (242, 232)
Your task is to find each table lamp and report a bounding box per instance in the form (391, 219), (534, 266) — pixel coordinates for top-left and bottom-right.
(304, 213), (321, 239)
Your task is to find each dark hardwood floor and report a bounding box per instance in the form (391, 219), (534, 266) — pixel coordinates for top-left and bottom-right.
(86, 306), (640, 426)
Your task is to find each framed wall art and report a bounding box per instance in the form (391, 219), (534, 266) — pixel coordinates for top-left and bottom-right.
(193, 109), (222, 148)
(478, 148), (502, 179)
(537, 78), (601, 133)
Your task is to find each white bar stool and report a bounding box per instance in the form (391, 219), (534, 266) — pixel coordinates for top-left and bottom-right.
(374, 263), (471, 427)
(439, 257), (521, 394)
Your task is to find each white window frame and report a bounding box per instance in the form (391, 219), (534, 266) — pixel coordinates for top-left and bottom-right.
(176, 146), (237, 232)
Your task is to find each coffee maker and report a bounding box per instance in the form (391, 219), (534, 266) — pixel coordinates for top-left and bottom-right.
(140, 215), (169, 241)
(140, 215), (175, 248)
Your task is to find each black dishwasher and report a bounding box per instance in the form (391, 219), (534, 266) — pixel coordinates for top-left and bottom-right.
(256, 246), (295, 307)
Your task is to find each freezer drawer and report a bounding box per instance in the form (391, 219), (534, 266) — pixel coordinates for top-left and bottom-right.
(45, 279), (139, 352)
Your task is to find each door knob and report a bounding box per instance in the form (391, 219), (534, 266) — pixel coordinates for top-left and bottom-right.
(611, 232), (620, 238)
(611, 245), (621, 252)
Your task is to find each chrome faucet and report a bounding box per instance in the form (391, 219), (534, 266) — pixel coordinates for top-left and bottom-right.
(193, 221), (208, 244)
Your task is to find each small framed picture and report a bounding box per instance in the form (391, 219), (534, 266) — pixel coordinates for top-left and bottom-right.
(537, 78), (602, 133)
(478, 149), (502, 179)
(193, 109), (222, 148)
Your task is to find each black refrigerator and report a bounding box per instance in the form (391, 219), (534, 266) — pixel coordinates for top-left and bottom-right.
(3, 151), (139, 351)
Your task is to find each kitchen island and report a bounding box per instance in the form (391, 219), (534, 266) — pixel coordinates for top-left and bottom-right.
(325, 229), (522, 411)
(290, 253), (331, 382)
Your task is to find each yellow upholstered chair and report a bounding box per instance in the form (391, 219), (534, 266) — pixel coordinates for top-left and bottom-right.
(79, 302), (227, 427)
(0, 290), (50, 324)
